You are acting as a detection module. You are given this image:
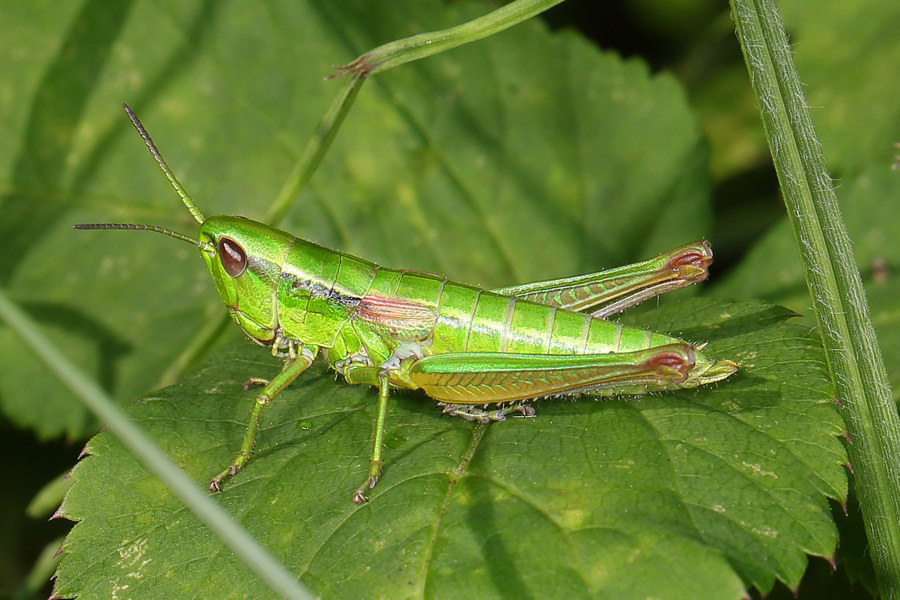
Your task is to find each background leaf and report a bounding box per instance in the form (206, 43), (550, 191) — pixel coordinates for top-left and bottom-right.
(777, 0), (900, 176)
(55, 299), (844, 599)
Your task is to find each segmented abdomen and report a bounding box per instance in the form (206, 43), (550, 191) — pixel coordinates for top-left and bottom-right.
(361, 270), (679, 356)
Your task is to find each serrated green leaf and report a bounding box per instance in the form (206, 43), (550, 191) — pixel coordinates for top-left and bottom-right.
(715, 166), (900, 405)
(0, 0), (709, 440)
(54, 298), (846, 599)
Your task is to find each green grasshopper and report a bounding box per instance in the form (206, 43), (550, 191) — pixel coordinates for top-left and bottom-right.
(76, 105), (738, 503)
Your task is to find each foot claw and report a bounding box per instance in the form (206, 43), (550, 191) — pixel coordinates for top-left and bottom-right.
(242, 377), (269, 391)
(209, 464), (242, 493)
(352, 476), (379, 504)
(438, 401), (532, 422)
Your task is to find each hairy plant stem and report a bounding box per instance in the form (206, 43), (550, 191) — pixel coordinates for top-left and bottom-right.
(731, 0), (900, 595)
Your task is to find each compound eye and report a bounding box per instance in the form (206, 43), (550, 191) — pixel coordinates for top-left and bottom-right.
(218, 236), (247, 278)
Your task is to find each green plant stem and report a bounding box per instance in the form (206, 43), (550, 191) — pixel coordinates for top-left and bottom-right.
(333, 0), (565, 76)
(0, 289), (312, 600)
(731, 0), (900, 595)
(264, 72), (365, 226)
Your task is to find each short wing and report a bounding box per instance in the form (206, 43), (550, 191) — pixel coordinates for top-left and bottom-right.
(352, 293), (438, 341)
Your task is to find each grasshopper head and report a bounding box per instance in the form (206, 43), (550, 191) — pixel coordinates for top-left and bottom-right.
(198, 216), (294, 345)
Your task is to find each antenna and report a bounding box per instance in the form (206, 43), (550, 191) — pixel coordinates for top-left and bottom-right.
(122, 103), (206, 224)
(72, 223), (210, 252)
